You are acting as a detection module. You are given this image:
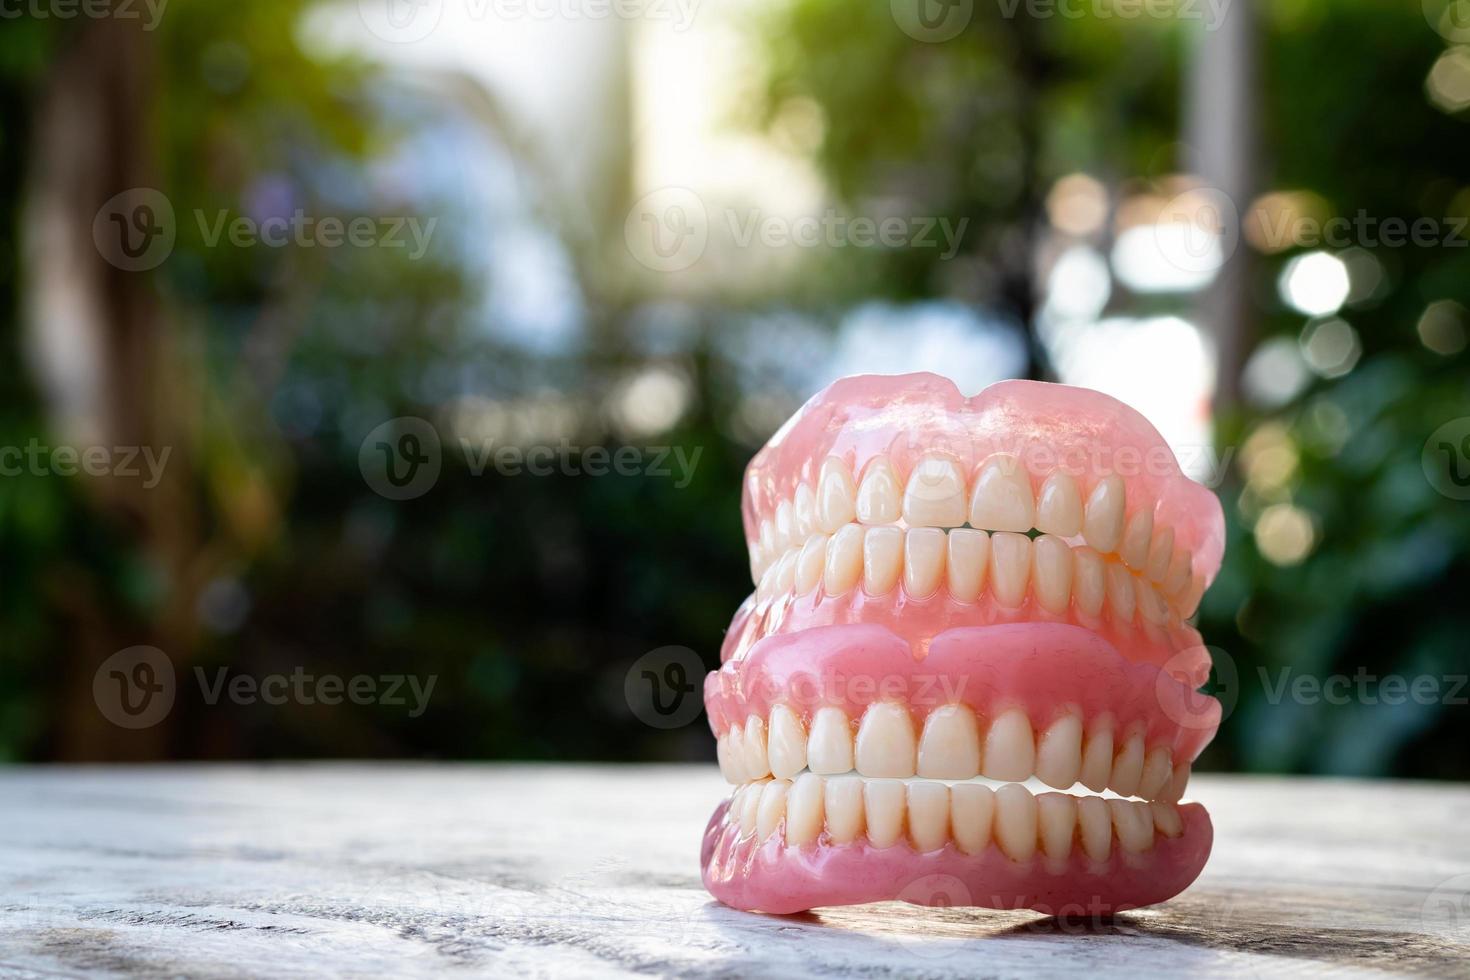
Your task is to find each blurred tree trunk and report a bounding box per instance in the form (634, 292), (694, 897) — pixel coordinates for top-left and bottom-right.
(25, 16), (200, 759)
(1186, 0), (1259, 412)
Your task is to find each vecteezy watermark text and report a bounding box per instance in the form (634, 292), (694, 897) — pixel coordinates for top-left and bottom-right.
(0, 440), (170, 487)
(195, 209), (438, 260)
(1259, 667), (1468, 707)
(197, 666), (436, 718)
(0, 0), (168, 30)
(459, 438), (702, 488)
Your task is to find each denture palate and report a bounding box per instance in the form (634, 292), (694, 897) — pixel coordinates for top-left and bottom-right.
(751, 454), (1204, 622)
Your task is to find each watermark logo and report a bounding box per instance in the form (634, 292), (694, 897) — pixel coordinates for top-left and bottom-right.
(624, 645), (704, 729)
(1423, 873), (1470, 941)
(1425, 0), (1470, 41)
(1155, 644), (1237, 729)
(625, 187), (708, 273)
(359, 0), (445, 42)
(360, 416), (443, 500)
(93, 188), (176, 272)
(892, 0), (972, 42)
(1423, 417), (1470, 501)
(93, 646), (176, 729)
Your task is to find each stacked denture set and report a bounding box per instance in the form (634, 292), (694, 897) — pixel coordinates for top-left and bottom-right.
(701, 374), (1225, 915)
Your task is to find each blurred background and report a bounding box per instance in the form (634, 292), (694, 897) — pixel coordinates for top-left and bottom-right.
(1, 0), (1467, 780)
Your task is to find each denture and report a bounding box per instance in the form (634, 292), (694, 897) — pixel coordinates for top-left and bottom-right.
(701, 373), (1225, 916)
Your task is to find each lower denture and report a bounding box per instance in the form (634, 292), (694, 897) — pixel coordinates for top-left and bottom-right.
(702, 374), (1226, 915)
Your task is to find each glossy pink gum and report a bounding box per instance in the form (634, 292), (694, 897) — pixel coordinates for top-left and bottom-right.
(704, 373), (1225, 916)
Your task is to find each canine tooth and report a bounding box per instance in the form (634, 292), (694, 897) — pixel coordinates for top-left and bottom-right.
(982, 708), (1035, 782)
(994, 783), (1038, 861)
(1077, 796), (1112, 862)
(817, 457), (858, 532)
(950, 783), (995, 855)
(1106, 563), (1136, 622)
(774, 550), (797, 597)
(744, 715), (770, 780)
(907, 782), (950, 852)
(757, 780), (790, 840)
(863, 779), (906, 848)
(767, 704), (807, 779)
(1032, 534), (1073, 613)
(793, 483), (815, 539)
(1079, 721), (1114, 793)
(1111, 731), (1146, 797)
(795, 534), (828, 595)
(946, 528), (989, 602)
(1036, 471), (1082, 537)
(917, 704), (981, 779)
(1150, 801), (1183, 838)
(1038, 792), (1078, 863)
(775, 500), (795, 552)
(1035, 714), (1084, 789)
(1139, 747), (1174, 800)
(862, 526), (902, 596)
(903, 454), (967, 527)
(717, 734), (739, 784)
(807, 706), (854, 774)
(969, 454), (1036, 532)
(855, 702), (917, 778)
(1072, 547), (1106, 617)
(1135, 577), (1168, 625)
(786, 773), (824, 845)
(903, 528), (945, 598)
(989, 532), (1032, 608)
(1082, 475), (1126, 553)
(1120, 506), (1153, 570)
(855, 457), (901, 525)
(739, 781), (763, 837)
(824, 775), (865, 843)
(1165, 547), (1192, 596)
(824, 524), (864, 595)
(1109, 798), (1155, 853)
(1147, 525), (1174, 583)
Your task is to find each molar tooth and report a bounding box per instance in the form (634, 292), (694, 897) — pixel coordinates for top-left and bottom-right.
(969, 454), (1036, 532)
(907, 782), (950, 852)
(1035, 713), (1084, 789)
(862, 526), (902, 596)
(738, 781), (764, 837)
(916, 704), (981, 779)
(1165, 547), (1192, 596)
(1146, 525), (1175, 583)
(1072, 547), (1106, 617)
(1032, 534), (1073, 614)
(767, 705), (807, 779)
(982, 708), (1035, 782)
(855, 457), (901, 525)
(1106, 563), (1136, 622)
(902, 454), (967, 527)
(989, 532), (1032, 608)
(863, 779), (906, 848)
(807, 706), (854, 774)
(817, 457), (858, 532)
(1082, 475), (1126, 553)
(1150, 801), (1183, 838)
(946, 528), (989, 602)
(824, 524), (864, 596)
(1135, 577), (1168, 625)
(1120, 506), (1153, 570)
(1109, 798), (1155, 853)
(743, 715), (770, 780)
(1079, 720), (1114, 793)
(1038, 792), (1078, 864)
(1111, 730), (1146, 798)
(994, 783), (1038, 862)
(824, 775), (865, 843)
(855, 702), (917, 778)
(793, 483), (815, 539)
(1036, 471), (1082, 537)
(949, 783), (995, 855)
(1077, 796), (1112, 862)
(775, 500), (795, 553)
(756, 779), (790, 840)
(903, 528), (945, 598)
(1139, 746), (1174, 800)
(795, 534), (828, 595)
(785, 772), (825, 846)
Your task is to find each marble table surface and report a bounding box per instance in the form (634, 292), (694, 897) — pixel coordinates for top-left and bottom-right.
(1, 765), (1466, 978)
